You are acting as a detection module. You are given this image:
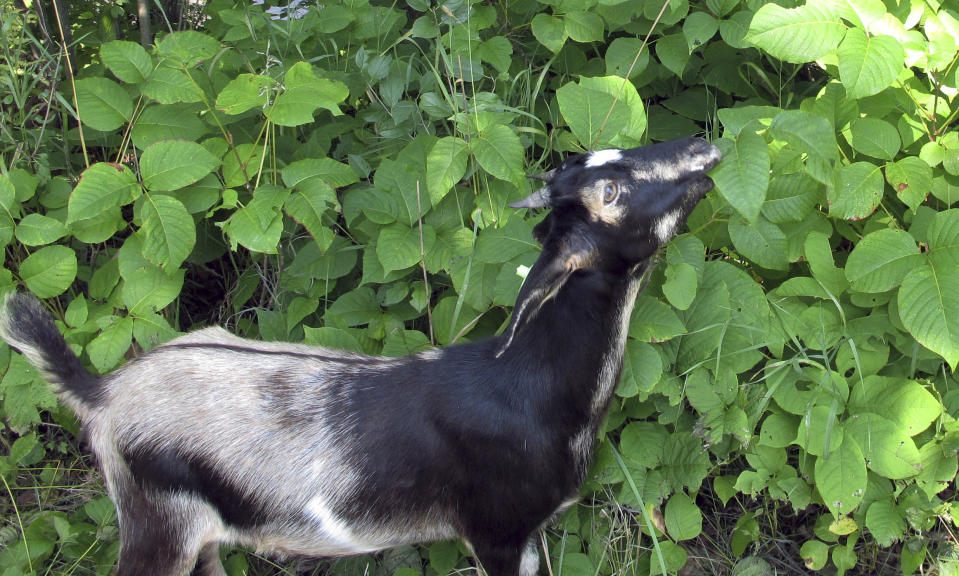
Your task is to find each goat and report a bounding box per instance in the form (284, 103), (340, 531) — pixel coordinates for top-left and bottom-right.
(0, 136), (721, 576)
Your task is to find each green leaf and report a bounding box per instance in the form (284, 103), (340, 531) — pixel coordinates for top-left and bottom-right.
(814, 437), (867, 518)
(74, 77), (133, 131)
(20, 245), (77, 298)
(86, 317), (134, 373)
(377, 223), (433, 273)
(837, 28), (904, 99)
(683, 11), (718, 51)
(850, 377), (941, 436)
(156, 31), (220, 67)
(557, 76), (646, 149)
(769, 110), (837, 161)
(100, 40), (153, 84)
(629, 296), (686, 342)
(474, 218), (536, 264)
(473, 124), (524, 185)
(605, 37), (649, 79)
(898, 263), (959, 369)
(284, 182), (336, 251)
(759, 413), (798, 448)
(426, 137), (469, 204)
(847, 413), (921, 479)
(662, 262), (697, 310)
(710, 131), (769, 223)
(428, 541), (460, 576)
(800, 540), (829, 571)
(745, 0), (846, 63)
(729, 216), (788, 270)
(14, 213), (68, 246)
(531, 13), (567, 53)
(222, 186), (288, 253)
(619, 340), (663, 396)
(122, 267), (184, 315)
(132, 104), (208, 149)
(845, 228), (921, 293)
(864, 500), (905, 547)
(847, 117), (900, 161)
(564, 11), (604, 43)
(656, 33), (691, 78)
(477, 36), (513, 75)
(827, 162), (884, 221)
(216, 73), (274, 115)
(141, 140), (221, 192)
(282, 157), (359, 189)
(665, 492), (702, 541)
(325, 287), (380, 327)
(142, 67), (204, 104)
(803, 231), (848, 295)
(137, 194), (195, 271)
(271, 62), (349, 126)
(886, 156), (932, 213)
(68, 163), (140, 224)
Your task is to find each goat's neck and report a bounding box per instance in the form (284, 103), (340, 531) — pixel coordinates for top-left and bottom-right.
(503, 263), (648, 428)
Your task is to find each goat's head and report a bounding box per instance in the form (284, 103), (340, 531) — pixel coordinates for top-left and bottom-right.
(499, 136), (722, 355)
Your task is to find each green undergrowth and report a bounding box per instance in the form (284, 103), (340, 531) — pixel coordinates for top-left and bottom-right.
(1, 0), (958, 574)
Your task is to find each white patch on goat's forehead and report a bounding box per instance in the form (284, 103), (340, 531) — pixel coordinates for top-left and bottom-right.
(585, 149), (622, 167)
(655, 209), (681, 243)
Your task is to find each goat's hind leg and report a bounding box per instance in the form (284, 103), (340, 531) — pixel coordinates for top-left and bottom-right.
(113, 489), (215, 576)
(474, 535), (540, 576)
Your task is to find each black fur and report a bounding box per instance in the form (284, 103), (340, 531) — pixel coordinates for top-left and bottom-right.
(2, 293), (103, 405)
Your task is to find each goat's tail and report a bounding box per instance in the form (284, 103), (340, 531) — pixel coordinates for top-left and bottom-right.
(0, 293), (102, 419)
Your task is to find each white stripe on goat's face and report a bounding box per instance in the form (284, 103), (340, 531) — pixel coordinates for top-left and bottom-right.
(654, 209), (682, 244)
(584, 149), (623, 167)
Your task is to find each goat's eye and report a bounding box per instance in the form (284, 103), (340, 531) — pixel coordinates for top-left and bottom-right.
(602, 182), (619, 204)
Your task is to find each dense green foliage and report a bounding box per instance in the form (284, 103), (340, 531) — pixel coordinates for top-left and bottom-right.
(1, 0), (958, 574)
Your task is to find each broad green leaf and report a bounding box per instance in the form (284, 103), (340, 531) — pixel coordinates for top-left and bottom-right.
(662, 262), (697, 310)
(759, 413), (798, 448)
(476, 36), (512, 75)
(100, 40), (153, 84)
(426, 137), (469, 204)
(556, 76), (646, 149)
(140, 140), (221, 192)
(629, 296), (686, 342)
(473, 125), (524, 185)
(665, 492), (702, 541)
(850, 378), (940, 436)
(68, 163), (140, 224)
(325, 287), (380, 328)
(428, 541), (460, 576)
(15, 213), (68, 246)
(222, 186), (288, 253)
(898, 264), (959, 369)
(864, 500), (905, 547)
(564, 11), (604, 43)
(86, 317), (133, 373)
(676, 281), (731, 370)
(282, 157), (359, 189)
(74, 77), (133, 131)
(137, 194), (196, 271)
(763, 173), (823, 223)
(132, 104), (208, 148)
(20, 245), (77, 298)
(745, 0), (846, 63)
(837, 29), (904, 99)
(683, 12), (718, 51)
(927, 208), (959, 269)
(886, 157), (932, 213)
(531, 13), (567, 53)
(828, 162), (884, 221)
(710, 131), (769, 223)
(377, 223), (434, 273)
(222, 143), (264, 189)
(847, 413), (921, 478)
(814, 437), (867, 518)
(271, 62), (349, 126)
(284, 182), (336, 251)
(132, 313), (178, 351)
(800, 540), (829, 570)
(142, 67), (204, 104)
(604, 37), (649, 79)
(64, 294), (88, 328)
(474, 218), (536, 264)
(656, 33), (691, 78)
(804, 232), (848, 295)
(122, 267), (185, 315)
(796, 405), (843, 457)
(156, 31), (220, 67)
(619, 340), (663, 396)
(845, 228), (921, 292)
(847, 117), (900, 161)
(216, 73), (274, 115)
(769, 110), (838, 160)
(729, 216), (788, 270)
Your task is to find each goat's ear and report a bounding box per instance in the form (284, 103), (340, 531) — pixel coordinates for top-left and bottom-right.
(495, 235), (596, 357)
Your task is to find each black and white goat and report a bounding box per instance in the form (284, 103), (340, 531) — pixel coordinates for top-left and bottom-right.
(0, 137), (721, 576)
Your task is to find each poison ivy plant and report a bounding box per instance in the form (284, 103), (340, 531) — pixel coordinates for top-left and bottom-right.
(1, 0), (958, 575)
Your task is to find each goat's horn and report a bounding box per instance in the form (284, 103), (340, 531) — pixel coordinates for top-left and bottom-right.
(526, 169), (556, 182)
(509, 186), (551, 209)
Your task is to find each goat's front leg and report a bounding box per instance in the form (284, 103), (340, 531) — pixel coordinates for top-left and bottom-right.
(474, 535), (539, 576)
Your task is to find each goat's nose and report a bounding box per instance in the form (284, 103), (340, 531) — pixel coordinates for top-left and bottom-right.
(690, 138), (722, 172)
